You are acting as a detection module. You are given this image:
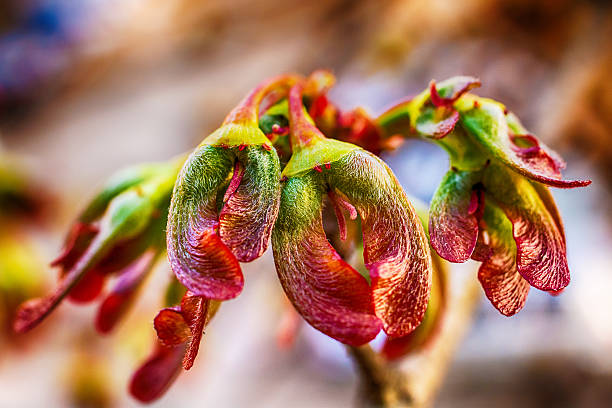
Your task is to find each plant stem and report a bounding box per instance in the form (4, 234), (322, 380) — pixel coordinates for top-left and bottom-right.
(287, 81), (327, 150)
(347, 345), (413, 408)
(223, 74), (300, 126)
(376, 100), (413, 130)
(347, 267), (481, 407)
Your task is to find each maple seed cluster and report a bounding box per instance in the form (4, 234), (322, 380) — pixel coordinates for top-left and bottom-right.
(13, 71), (589, 403)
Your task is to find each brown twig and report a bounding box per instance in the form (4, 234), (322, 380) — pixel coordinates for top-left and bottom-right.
(347, 344), (413, 408)
(347, 266), (481, 408)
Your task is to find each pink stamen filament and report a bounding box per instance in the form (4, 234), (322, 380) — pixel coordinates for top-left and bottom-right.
(223, 161), (245, 203)
(330, 196), (347, 241)
(328, 190), (358, 241)
(333, 191), (357, 220)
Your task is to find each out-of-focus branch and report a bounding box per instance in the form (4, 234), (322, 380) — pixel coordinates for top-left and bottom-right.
(347, 267), (481, 408)
(347, 345), (412, 408)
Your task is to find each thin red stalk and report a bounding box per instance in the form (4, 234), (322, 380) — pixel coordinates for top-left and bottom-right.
(287, 82), (326, 150)
(223, 74), (301, 126)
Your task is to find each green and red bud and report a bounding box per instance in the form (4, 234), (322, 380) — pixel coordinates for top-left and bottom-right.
(403, 76), (480, 139)
(167, 75), (300, 300)
(455, 94), (590, 188)
(272, 82), (432, 346)
(429, 159), (571, 314)
(402, 75), (589, 187)
(429, 168), (484, 263)
(377, 76), (590, 315)
(13, 158), (181, 333)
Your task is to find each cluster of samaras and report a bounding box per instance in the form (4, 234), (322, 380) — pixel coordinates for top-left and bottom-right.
(14, 71), (589, 402)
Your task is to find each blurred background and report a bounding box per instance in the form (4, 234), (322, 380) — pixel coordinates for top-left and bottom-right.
(1, 0), (611, 406)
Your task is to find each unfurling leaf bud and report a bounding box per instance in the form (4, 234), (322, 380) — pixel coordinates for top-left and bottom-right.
(272, 81), (432, 346)
(14, 158), (182, 333)
(167, 75), (299, 300)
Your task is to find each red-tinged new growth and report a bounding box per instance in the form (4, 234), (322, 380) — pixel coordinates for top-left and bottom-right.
(304, 75), (386, 155)
(154, 292), (220, 370)
(382, 252), (448, 360)
(14, 160), (180, 333)
(10, 71), (593, 405)
(95, 250), (160, 333)
(129, 291), (220, 403)
(167, 74), (300, 300)
(378, 76), (591, 316)
(471, 202), (531, 316)
(129, 343), (186, 403)
(335, 108), (387, 154)
(455, 95), (590, 188)
(271, 81), (432, 346)
(429, 170), (484, 263)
